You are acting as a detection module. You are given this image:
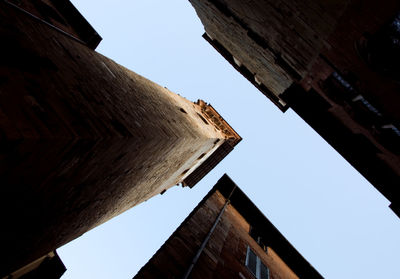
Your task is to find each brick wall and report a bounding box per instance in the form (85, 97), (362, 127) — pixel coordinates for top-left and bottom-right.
(134, 190), (300, 279)
(6, 0), (101, 48)
(0, 2), (231, 275)
(190, 0), (400, 217)
(190, 0), (349, 105)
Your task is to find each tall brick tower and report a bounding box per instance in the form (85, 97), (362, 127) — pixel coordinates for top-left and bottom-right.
(0, 0), (241, 276)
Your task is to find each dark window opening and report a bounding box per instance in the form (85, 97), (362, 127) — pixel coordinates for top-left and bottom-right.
(197, 113), (209, 125)
(322, 71), (389, 130)
(181, 169), (190, 175)
(321, 71), (358, 105)
(197, 153), (206, 160)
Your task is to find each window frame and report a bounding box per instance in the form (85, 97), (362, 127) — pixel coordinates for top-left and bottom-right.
(245, 246), (270, 279)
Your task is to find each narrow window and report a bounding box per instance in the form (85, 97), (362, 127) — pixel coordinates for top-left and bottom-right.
(197, 113), (209, 125)
(181, 169), (190, 176)
(197, 153), (206, 160)
(245, 246), (257, 276)
(245, 246), (270, 279)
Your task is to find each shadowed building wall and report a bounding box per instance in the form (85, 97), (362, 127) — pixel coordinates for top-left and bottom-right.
(0, 0), (241, 276)
(4, 251), (66, 279)
(133, 174), (322, 279)
(190, 0), (400, 217)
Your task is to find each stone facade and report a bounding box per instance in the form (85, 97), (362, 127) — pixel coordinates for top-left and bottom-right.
(0, 1), (240, 275)
(134, 175), (322, 279)
(190, 0), (400, 217)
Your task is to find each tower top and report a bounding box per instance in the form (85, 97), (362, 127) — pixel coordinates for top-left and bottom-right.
(196, 100), (241, 146)
(182, 101), (241, 187)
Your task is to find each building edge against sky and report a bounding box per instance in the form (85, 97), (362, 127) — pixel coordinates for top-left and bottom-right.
(0, 0), (240, 276)
(133, 174), (323, 279)
(3, 251), (66, 279)
(189, 0), (400, 217)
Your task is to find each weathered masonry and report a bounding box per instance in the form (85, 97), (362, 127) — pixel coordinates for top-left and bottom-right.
(0, 0), (241, 276)
(190, 0), (400, 217)
(134, 174), (322, 279)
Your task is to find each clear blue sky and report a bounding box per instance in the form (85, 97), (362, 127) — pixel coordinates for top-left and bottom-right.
(58, 1), (400, 278)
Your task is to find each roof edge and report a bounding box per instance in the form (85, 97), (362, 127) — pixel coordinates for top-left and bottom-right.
(182, 102), (241, 187)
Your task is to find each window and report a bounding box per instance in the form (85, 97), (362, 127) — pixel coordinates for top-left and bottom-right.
(245, 246), (270, 279)
(196, 113), (209, 125)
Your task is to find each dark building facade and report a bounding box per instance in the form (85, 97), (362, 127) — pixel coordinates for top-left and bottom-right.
(0, 0), (241, 276)
(134, 174), (322, 279)
(3, 251), (66, 279)
(190, 0), (400, 217)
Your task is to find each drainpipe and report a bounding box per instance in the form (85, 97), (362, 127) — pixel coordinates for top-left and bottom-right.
(3, 0), (87, 46)
(182, 186), (236, 279)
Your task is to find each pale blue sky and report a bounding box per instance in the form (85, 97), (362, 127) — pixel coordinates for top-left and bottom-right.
(58, 1), (400, 278)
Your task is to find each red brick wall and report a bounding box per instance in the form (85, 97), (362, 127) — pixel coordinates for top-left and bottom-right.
(190, 0), (349, 99)
(190, 0), (400, 216)
(135, 190), (298, 279)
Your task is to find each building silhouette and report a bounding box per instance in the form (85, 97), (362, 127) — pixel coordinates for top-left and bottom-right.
(134, 174), (322, 279)
(190, 0), (400, 217)
(0, 0), (241, 276)
(4, 251), (66, 279)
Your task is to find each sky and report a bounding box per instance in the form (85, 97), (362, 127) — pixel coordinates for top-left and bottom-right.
(58, 1), (400, 278)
